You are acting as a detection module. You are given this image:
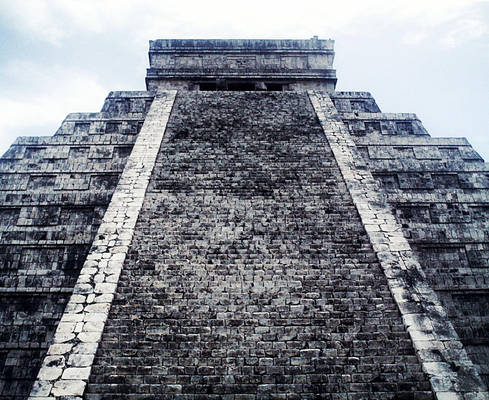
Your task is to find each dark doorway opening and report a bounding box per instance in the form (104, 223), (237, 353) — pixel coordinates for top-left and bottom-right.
(265, 83), (284, 91)
(227, 82), (256, 91)
(199, 82), (217, 91)
(198, 80), (285, 91)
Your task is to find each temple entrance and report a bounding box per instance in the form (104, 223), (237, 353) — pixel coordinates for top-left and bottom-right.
(198, 79), (285, 91)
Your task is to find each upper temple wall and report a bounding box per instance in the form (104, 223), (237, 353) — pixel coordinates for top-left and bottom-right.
(146, 37), (337, 92)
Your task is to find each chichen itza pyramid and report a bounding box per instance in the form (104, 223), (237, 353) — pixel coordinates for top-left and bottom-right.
(0, 37), (488, 399)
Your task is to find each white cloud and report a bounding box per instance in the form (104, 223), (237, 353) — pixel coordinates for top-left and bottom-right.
(1, 0), (487, 46)
(0, 0), (135, 44)
(1, 0), (66, 45)
(0, 62), (108, 154)
(441, 17), (488, 48)
(395, 0), (489, 47)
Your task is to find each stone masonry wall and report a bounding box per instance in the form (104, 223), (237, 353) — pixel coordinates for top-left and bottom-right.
(331, 92), (489, 385)
(86, 91), (432, 399)
(0, 91), (153, 399)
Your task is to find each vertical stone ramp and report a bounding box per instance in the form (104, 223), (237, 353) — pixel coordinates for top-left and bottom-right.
(331, 91), (489, 389)
(86, 91), (432, 399)
(310, 91), (488, 399)
(28, 92), (176, 399)
(0, 91), (153, 400)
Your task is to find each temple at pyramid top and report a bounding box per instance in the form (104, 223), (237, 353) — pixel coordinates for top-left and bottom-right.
(146, 36), (337, 92)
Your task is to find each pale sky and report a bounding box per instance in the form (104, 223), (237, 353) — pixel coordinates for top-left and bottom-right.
(0, 0), (488, 159)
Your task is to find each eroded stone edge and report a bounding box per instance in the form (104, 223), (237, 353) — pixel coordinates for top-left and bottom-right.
(308, 90), (489, 400)
(27, 91), (177, 400)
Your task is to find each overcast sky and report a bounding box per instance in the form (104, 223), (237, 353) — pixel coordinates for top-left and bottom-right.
(0, 0), (488, 159)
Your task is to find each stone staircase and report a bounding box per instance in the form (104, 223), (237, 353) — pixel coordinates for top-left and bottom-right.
(85, 92), (433, 399)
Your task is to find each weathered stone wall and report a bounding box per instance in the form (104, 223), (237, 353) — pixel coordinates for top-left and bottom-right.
(146, 38), (337, 92)
(86, 91), (432, 399)
(331, 91), (489, 385)
(0, 91), (153, 399)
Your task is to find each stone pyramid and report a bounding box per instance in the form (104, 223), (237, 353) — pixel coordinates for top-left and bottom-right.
(0, 38), (487, 399)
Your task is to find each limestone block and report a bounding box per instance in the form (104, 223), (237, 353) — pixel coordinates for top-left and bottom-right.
(51, 380), (86, 397)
